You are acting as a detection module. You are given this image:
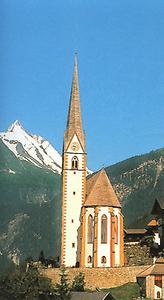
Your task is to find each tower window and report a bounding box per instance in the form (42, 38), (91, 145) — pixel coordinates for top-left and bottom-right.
(71, 156), (78, 170)
(72, 243), (75, 248)
(73, 191), (76, 195)
(87, 215), (94, 243)
(101, 256), (106, 264)
(101, 214), (107, 244)
(87, 255), (92, 263)
(71, 219), (74, 223)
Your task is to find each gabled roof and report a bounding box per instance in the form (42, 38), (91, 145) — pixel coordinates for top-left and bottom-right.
(147, 219), (158, 227)
(156, 257), (164, 264)
(151, 198), (164, 215)
(137, 258), (164, 277)
(137, 265), (154, 278)
(84, 169), (121, 208)
(151, 263), (164, 275)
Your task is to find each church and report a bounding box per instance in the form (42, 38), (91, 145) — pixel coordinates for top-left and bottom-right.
(61, 56), (124, 268)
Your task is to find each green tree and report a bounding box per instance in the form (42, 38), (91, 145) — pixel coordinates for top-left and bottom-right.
(0, 264), (56, 300)
(55, 267), (71, 300)
(38, 250), (45, 265)
(0, 253), (15, 275)
(71, 272), (85, 291)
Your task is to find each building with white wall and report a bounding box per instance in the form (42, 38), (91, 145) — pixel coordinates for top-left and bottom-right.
(61, 56), (124, 267)
(137, 258), (164, 299)
(151, 198), (164, 249)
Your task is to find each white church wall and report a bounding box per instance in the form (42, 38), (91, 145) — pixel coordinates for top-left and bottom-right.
(97, 207), (111, 267)
(154, 284), (162, 300)
(85, 207), (94, 267)
(63, 134), (85, 266)
(114, 208), (120, 266)
(64, 169), (84, 266)
(154, 232), (160, 245)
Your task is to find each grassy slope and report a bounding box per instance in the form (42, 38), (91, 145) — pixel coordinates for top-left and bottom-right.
(107, 283), (140, 300)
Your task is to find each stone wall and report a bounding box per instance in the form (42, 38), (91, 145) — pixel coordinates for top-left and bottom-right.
(42, 265), (150, 290)
(124, 243), (153, 266)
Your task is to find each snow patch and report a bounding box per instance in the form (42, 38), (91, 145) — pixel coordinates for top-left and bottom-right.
(0, 120), (92, 175)
(9, 169), (16, 174)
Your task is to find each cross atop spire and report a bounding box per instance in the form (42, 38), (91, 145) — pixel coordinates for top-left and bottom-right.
(64, 55), (85, 151)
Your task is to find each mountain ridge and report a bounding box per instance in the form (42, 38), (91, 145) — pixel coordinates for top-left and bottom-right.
(0, 120), (62, 174)
(0, 121), (92, 175)
(106, 148), (164, 227)
(0, 121), (164, 270)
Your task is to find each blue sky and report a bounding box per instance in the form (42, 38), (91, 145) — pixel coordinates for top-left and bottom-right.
(0, 0), (164, 171)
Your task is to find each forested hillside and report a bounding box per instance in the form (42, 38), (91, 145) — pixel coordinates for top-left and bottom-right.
(1, 139), (164, 270)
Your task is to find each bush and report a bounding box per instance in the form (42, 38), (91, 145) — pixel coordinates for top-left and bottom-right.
(71, 272), (85, 291)
(0, 264), (56, 300)
(55, 267), (71, 300)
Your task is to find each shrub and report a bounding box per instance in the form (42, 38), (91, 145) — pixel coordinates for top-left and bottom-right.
(55, 267), (71, 300)
(71, 272), (85, 291)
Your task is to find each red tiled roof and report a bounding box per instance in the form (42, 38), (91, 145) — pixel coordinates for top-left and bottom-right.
(84, 169), (121, 208)
(147, 219), (158, 227)
(137, 258), (164, 277)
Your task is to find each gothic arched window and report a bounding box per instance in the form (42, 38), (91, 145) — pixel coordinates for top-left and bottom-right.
(87, 215), (94, 243)
(87, 255), (92, 263)
(71, 156), (78, 169)
(115, 215), (118, 244)
(101, 214), (107, 244)
(101, 256), (106, 263)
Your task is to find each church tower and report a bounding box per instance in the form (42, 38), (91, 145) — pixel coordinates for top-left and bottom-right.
(61, 56), (86, 266)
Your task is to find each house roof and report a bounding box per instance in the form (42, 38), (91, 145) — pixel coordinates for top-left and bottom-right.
(147, 219), (158, 227)
(124, 229), (147, 235)
(71, 291), (110, 300)
(156, 257), (164, 264)
(151, 263), (164, 275)
(84, 169), (121, 208)
(137, 257), (164, 277)
(137, 265), (154, 278)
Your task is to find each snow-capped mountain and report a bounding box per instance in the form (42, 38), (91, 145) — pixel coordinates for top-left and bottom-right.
(0, 121), (62, 174)
(0, 121), (92, 175)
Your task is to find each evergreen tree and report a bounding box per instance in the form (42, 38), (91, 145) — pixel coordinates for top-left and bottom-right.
(0, 264), (56, 300)
(71, 272), (85, 291)
(55, 267), (71, 300)
(39, 250), (45, 265)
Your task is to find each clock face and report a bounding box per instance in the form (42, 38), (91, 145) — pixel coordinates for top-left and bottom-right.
(71, 142), (79, 151)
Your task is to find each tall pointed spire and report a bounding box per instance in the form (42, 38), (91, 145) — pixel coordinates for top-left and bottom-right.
(64, 54), (85, 151)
